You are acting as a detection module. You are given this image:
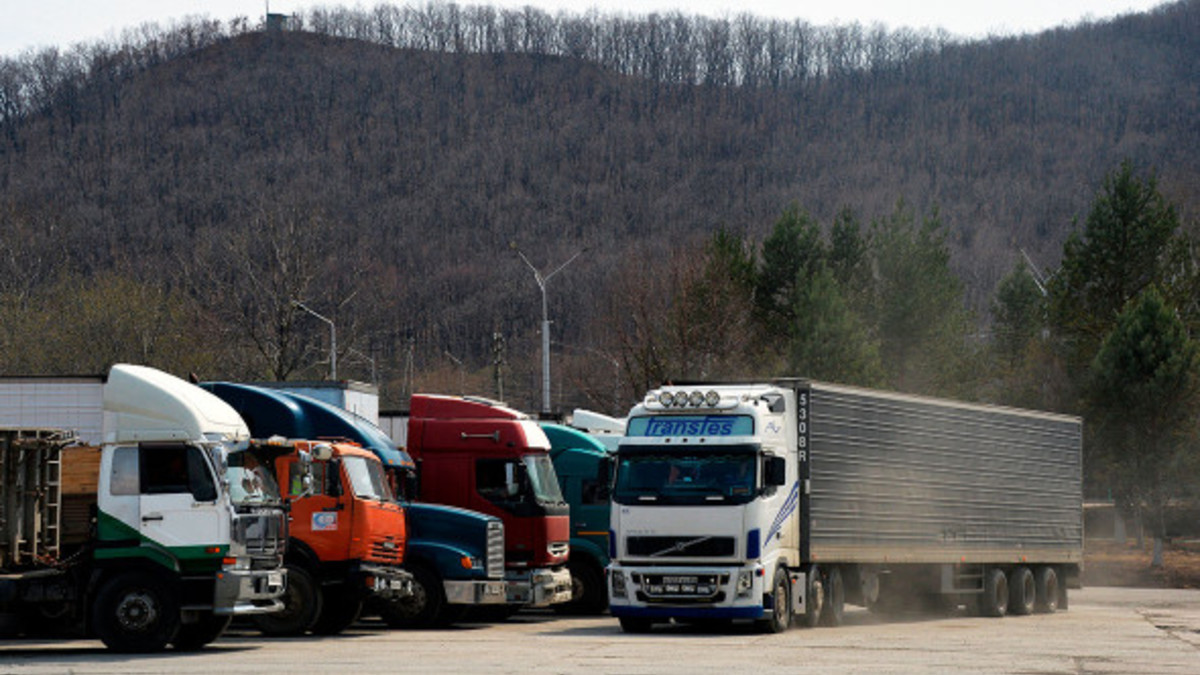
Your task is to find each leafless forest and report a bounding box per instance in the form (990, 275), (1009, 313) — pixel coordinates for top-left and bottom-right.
(0, 1), (1197, 413)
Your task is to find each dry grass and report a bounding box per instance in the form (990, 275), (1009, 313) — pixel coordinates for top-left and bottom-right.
(1084, 539), (1200, 589)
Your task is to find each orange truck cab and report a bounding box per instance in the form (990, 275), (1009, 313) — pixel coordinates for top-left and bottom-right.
(240, 437), (413, 636)
(407, 395), (573, 610)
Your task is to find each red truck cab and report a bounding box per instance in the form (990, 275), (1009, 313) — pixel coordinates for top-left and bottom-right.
(407, 395), (572, 608)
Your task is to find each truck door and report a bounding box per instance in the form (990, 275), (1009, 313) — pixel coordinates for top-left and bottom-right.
(136, 442), (221, 547)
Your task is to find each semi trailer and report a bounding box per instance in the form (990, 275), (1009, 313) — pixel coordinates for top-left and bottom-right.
(607, 380), (1083, 633)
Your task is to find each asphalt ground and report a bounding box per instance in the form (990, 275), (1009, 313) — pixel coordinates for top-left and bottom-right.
(2, 586), (1198, 674)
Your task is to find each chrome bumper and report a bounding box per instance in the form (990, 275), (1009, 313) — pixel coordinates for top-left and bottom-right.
(444, 578), (509, 605)
(505, 567), (573, 607)
(213, 567), (286, 616)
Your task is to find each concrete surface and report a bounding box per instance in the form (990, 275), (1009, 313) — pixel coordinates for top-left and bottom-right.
(1, 587), (1197, 674)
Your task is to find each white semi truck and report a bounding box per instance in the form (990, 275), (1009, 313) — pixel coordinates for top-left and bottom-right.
(607, 380), (1082, 633)
(0, 364), (288, 651)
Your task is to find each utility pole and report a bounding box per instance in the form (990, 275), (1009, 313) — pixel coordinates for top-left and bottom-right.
(491, 331), (506, 402)
(293, 300), (337, 380)
(512, 243), (585, 416)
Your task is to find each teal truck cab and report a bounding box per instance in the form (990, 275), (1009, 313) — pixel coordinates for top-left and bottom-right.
(541, 423), (615, 614)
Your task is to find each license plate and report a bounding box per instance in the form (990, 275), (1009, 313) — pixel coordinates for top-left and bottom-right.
(662, 576), (698, 584)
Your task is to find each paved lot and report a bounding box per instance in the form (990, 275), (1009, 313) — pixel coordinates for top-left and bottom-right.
(2, 587), (1198, 674)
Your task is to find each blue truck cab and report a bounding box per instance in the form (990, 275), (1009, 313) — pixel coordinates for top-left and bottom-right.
(202, 382), (507, 628)
(541, 423), (615, 614)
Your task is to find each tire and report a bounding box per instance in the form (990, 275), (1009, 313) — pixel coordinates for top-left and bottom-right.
(252, 564), (322, 636)
(979, 568), (1008, 618)
(1008, 566), (1035, 616)
(172, 613), (231, 651)
(800, 565), (824, 628)
(618, 616), (653, 633)
(311, 586), (364, 636)
(820, 567), (845, 627)
(756, 567), (792, 634)
(378, 565), (457, 629)
(1034, 567), (1059, 614)
(554, 558), (607, 615)
(91, 571), (181, 653)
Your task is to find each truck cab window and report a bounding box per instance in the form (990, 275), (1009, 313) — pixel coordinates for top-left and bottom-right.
(138, 443), (218, 500)
(140, 444), (191, 494)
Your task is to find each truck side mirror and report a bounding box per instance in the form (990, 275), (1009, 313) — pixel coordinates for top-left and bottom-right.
(764, 456), (787, 487)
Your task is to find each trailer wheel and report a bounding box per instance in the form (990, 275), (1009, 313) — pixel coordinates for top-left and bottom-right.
(92, 571), (181, 653)
(820, 567), (845, 627)
(311, 585), (363, 635)
(800, 565), (824, 628)
(252, 564), (322, 636)
(979, 568), (1008, 618)
(1033, 567), (1059, 613)
(757, 567), (792, 633)
(618, 616), (654, 633)
(1008, 566), (1035, 616)
(172, 612), (231, 651)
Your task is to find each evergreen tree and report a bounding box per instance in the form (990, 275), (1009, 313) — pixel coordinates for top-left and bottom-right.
(991, 260), (1046, 368)
(865, 200), (971, 395)
(1087, 287), (1199, 563)
(1049, 160), (1184, 378)
(754, 205), (824, 337)
(787, 266), (882, 385)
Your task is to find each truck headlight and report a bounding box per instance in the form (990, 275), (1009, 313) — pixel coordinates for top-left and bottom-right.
(736, 570), (754, 597)
(611, 570), (627, 598)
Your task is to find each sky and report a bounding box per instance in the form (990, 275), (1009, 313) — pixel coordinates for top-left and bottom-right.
(2, 1), (1171, 58)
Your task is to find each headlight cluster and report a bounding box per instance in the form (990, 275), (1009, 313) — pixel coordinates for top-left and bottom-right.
(652, 390), (722, 408)
(736, 570), (754, 597)
(611, 570), (628, 598)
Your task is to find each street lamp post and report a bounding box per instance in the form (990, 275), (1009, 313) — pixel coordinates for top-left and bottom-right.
(513, 244), (585, 415)
(293, 300), (337, 380)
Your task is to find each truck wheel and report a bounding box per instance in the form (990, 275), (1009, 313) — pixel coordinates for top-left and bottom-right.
(92, 571), (181, 653)
(379, 565), (456, 628)
(757, 567), (792, 633)
(820, 567), (845, 627)
(800, 565), (824, 628)
(252, 564), (322, 636)
(172, 612), (231, 651)
(1008, 566), (1035, 616)
(1034, 567), (1059, 613)
(311, 586), (363, 635)
(979, 568), (1008, 618)
(618, 616), (653, 633)
(555, 558), (607, 615)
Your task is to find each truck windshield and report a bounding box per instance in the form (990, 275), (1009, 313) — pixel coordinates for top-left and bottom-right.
(523, 454), (565, 505)
(343, 456), (395, 502)
(613, 445), (759, 506)
(227, 449), (282, 506)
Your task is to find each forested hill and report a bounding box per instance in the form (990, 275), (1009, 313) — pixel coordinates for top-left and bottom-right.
(0, 1), (1197, 410)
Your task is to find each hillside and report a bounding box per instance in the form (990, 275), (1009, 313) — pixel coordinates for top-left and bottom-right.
(0, 2), (1197, 411)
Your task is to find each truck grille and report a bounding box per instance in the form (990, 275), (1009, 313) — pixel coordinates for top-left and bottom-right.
(626, 536), (735, 558)
(233, 509), (287, 557)
(370, 536), (404, 564)
(486, 521), (505, 579)
(634, 572), (729, 604)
